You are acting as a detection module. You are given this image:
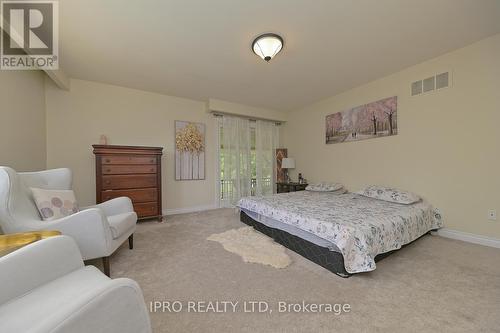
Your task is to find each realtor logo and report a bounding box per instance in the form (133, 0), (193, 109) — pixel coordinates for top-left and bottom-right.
(1, 0), (58, 70)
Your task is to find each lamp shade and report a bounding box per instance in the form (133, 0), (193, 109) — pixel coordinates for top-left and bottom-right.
(252, 33), (284, 62)
(281, 158), (295, 169)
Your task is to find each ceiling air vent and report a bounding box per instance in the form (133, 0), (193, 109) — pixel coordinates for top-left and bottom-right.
(410, 71), (450, 96)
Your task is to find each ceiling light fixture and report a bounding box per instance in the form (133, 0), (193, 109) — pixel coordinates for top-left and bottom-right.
(252, 33), (284, 62)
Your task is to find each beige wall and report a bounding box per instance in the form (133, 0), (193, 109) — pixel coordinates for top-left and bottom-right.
(208, 98), (288, 122)
(283, 33), (500, 238)
(0, 70), (46, 171)
(45, 78), (217, 212)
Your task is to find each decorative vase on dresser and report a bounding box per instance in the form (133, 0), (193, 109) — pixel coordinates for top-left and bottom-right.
(93, 145), (163, 221)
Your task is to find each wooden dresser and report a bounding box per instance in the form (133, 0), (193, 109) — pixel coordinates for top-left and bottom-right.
(93, 145), (163, 221)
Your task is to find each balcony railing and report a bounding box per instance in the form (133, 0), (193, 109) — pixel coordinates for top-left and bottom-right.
(220, 178), (272, 199)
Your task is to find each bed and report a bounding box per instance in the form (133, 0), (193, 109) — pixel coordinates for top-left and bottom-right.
(237, 191), (442, 277)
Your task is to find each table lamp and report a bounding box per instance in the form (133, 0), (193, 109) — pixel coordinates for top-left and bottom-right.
(281, 158), (295, 183)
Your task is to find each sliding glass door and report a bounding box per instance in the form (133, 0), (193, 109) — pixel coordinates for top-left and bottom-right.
(217, 116), (278, 207)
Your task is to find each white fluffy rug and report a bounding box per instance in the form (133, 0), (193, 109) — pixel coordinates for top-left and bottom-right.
(207, 226), (291, 268)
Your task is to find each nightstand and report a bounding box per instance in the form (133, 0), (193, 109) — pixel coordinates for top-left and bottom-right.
(276, 182), (308, 193)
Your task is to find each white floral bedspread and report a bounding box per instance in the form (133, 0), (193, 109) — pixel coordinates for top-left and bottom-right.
(237, 191), (442, 273)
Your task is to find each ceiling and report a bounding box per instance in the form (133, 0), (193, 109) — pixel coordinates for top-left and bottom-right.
(59, 0), (500, 111)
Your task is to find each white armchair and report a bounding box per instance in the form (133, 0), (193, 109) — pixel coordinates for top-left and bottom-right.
(0, 166), (137, 276)
(0, 235), (152, 333)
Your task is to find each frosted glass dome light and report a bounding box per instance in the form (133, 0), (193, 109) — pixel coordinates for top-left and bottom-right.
(252, 33), (284, 62)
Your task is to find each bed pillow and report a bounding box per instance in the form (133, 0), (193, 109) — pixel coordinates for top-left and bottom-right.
(31, 188), (79, 221)
(357, 185), (421, 205)
(306, 182), (343, 192)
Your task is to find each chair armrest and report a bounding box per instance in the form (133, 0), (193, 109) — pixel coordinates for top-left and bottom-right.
(85, 197), (134, 217)
(0, 236), (83, 305)
(51, 278), (152, 333)
(14, 208), (114, 260)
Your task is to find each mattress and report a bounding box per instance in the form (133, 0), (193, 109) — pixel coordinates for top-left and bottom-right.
(238, 191), (442, 274)
(240, 210), (351, 277)
(240, 208), (341, 251)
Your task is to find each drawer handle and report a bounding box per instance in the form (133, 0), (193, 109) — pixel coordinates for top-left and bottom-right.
(150, 168), (154, 172)
(105, 180), (111, 184)
(106, 169), (111, 172)
(105, 159), (110, 163)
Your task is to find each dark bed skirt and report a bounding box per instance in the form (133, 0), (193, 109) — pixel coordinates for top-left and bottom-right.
(240, 211), (408, 278)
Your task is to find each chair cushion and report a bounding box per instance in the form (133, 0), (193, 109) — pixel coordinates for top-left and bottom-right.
(30, 187), (79, 221)
(107, 212), (136, 239)
(0, 266), (111, 333)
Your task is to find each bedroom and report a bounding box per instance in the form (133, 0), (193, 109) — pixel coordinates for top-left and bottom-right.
(0, 1), (499, 332)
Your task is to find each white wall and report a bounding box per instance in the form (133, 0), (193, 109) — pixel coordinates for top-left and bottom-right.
(45, 78), (217, 212)
(283, 33), (500, 239)
(0, 71), (46, 171)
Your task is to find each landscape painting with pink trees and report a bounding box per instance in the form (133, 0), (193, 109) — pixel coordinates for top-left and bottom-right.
(325, 96), (398, 144)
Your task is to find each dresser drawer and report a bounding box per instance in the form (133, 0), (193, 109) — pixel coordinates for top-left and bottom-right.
(101, 188), (158, 203)
(101, 155), (156, 165)
(133, 202), (158, 218)
(102, 165), (157, 175)
(102, 175), (157, 190)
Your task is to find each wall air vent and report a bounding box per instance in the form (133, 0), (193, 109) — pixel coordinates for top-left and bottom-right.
(411, 80), (422, 96)
(411, 71), (450, 97)
(436, 72), (449, 89)
(423, 76), (435, 92)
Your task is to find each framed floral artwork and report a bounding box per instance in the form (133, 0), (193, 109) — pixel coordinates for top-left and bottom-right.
(175, 121), (205, 180)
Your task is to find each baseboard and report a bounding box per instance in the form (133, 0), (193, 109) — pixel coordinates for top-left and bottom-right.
(433, 228), (500, 249)
(163, 204), (218, 216)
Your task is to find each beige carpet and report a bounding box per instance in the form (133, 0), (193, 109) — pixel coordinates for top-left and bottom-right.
(89, 209), (500, 333)
(207, 226), (291, 268)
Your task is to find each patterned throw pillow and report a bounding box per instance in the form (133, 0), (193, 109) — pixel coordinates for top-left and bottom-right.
(306, 182), (344, 192)
(357, 185), (421, 205)
(31, 188), (79, 221)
